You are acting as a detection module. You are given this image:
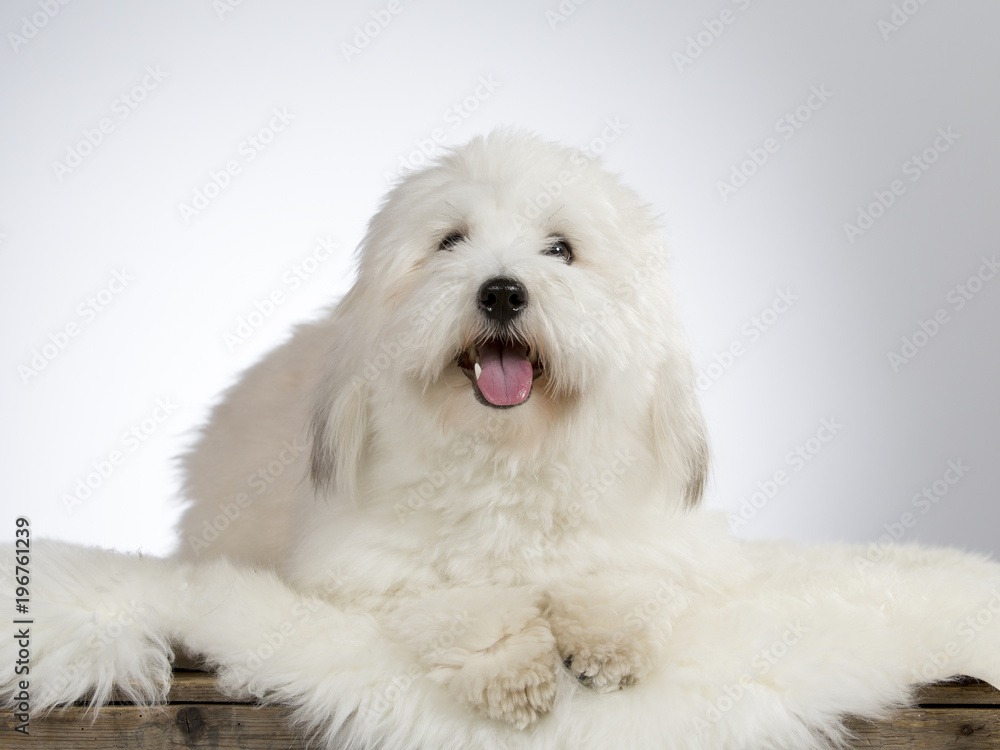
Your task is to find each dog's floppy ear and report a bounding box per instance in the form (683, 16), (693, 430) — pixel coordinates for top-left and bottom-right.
(309, 373), (371, 501)
(650, 359), (710, 506)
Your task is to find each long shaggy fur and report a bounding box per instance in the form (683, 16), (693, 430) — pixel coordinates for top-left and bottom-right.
(3, 130), (999, 748)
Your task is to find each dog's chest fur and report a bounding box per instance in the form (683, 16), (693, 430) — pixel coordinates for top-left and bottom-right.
(287, 415), (662, 601)
(374, 432), (653, 581)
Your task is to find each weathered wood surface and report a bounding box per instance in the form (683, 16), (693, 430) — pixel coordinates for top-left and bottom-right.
(0, 705), (301, 749)
(1, 670), (997, 748)
(913, 676), (1000, 706)
(845, 707), (1000, 747)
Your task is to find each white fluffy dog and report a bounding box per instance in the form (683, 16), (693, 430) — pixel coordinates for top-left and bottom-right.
(3, 130), (1000, 749)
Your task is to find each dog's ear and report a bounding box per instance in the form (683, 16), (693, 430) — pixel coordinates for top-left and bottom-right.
(650, 359), (710, 506)
(309, 374), (371, 501)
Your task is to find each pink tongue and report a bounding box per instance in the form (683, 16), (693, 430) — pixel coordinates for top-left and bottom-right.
(477, 341), (533, 406)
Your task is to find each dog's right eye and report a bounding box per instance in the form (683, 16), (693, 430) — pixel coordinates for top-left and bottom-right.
(543, 237), (573, 263)
(438, 232), (466, 251)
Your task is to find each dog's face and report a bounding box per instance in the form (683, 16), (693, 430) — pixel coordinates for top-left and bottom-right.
(355, 132), (670, 416)
(312, 130), (707, 504)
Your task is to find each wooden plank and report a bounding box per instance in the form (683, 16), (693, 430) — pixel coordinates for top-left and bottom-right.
(5, 704), (1000, 749)
(915, 678), (1000, 706)
(105, 670), (231, 705)
(8, 703), (1000, 750)
(5, 670), (996, 748)
(845, 707), (1000, 748)
(165, 670), (232, 704)
(0, 705), (306, 749)
(155, 670), (1000, 708)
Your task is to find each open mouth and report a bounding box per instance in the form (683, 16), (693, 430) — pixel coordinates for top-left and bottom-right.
(457, 338), (543, 408)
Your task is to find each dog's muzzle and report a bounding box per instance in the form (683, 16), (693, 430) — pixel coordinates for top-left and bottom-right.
(457, 276), (541, 409)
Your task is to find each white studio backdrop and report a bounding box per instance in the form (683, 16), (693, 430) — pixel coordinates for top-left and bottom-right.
(0, 0), (997, 559)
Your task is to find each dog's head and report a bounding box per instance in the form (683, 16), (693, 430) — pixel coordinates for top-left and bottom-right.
(311, 130), (708, 506)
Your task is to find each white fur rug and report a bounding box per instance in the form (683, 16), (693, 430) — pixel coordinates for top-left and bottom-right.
(4, 511), (999, 749)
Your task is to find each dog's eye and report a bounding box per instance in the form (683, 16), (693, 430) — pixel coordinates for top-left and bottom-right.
(438, 232), (466, 252)
(543, 238), (573, 264)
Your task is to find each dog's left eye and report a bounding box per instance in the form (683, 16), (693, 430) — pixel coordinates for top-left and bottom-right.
(543, 238), (573, 264)
(438, 232), (466, 252)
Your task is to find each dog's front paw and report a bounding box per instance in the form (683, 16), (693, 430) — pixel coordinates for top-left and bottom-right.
(438, 616), (559, 729)
(547, 599), (660, 693)
(560, 637), (652, 692)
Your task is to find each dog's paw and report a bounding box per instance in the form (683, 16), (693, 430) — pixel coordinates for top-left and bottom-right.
(469, 637), (558, 728)
(547, 597), (662, 693)
(560, 638), (653, 692)
(434, 616), (559, 729)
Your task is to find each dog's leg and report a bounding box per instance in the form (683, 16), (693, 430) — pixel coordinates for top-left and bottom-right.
(382, 587), (560, 729)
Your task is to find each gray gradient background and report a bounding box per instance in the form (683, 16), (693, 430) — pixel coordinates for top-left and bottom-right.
(1, 0), (997, 558)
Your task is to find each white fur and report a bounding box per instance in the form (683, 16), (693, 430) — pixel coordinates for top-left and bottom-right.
(3, 130), (999, 749)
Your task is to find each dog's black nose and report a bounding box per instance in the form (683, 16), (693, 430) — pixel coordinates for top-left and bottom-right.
(478, 276), (527, 325)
